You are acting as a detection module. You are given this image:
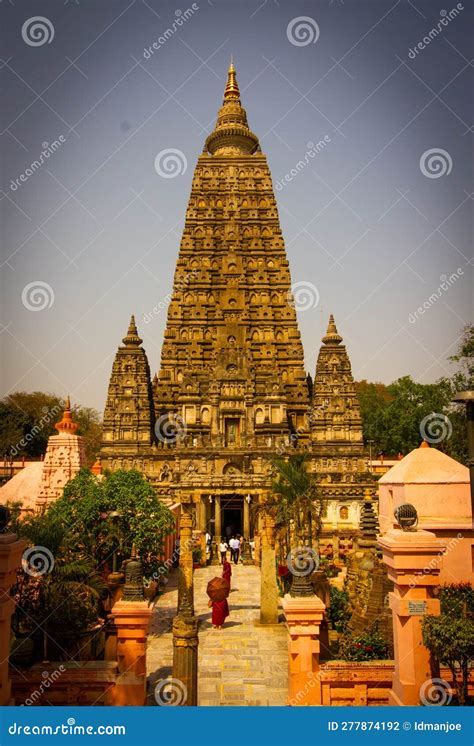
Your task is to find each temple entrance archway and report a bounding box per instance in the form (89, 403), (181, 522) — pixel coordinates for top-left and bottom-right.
(221, 494), (243, 540)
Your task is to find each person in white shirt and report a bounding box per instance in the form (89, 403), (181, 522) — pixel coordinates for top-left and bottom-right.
(229, 536), (241, 564)
(219, 539), (228, 564)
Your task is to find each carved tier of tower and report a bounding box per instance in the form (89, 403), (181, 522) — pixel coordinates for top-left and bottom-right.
(153, 61), (308, 449)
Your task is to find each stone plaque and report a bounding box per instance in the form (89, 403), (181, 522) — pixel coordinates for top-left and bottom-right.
(408, 600), (427, 615)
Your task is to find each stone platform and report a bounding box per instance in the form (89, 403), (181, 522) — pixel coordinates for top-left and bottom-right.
(147, 564), (287, 706)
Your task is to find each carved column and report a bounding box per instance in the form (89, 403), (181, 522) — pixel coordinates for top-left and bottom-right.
(0, 532), (26, 705)
(259, 513), (279, 624)
(215, 496), (222, 541)
(178, 504), (194, 615)
(243, 495), (250, 539)
(172, 603), (198, 706)
(379, 528), (445, 706)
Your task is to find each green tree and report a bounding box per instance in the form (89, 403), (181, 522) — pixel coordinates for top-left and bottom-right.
(48, 468), (176, 578)
(422, 584), (474, 706)
(14, 512), (106, 660)
(259, 454), (324, 554)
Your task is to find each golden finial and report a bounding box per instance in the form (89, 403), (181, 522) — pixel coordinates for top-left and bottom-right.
(322, 314), (343, 346)
(55, 396), (79, 435)
(122, 315), (143, 347)
(224, 57), (240, 100)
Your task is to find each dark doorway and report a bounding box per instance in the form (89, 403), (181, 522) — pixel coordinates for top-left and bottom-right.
(222, 508), (242, 540)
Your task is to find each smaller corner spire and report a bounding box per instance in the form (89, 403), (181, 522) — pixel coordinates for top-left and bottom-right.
(322, 314), (342, 345)
(122, 315), (143, 347)
(55, 396), (79, 435)
(224, 57), (240, 100)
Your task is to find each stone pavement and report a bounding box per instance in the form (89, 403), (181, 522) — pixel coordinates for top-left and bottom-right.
(147, 563), (288, 706)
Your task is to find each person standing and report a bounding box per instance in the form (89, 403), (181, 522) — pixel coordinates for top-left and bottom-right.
(208, 597), (229, 629)
(222, 559), (232, 589)
(228, 536), (236, 562)
(232, 535), (241, 564)
(219, 538), (228, 564)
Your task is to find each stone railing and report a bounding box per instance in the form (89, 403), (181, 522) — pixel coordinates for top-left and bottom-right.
(316, 662), (473, 707)
(318, 661), (394, 706)
(10, 661), (118, 706)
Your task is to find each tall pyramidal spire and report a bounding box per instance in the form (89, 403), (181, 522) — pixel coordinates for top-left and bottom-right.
(153, 59), (308, 449)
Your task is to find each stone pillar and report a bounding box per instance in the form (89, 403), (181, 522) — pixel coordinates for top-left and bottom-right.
(378, 528), (445, 706)
(172, 606), (198, 706)
(282, 594), (326, 705)
(215, 496), (222, 540)
(259, 515), (279, 624)
(108, 600), (152, 706)
(178, 505), (194, 615)
(197, 497), (206, 531)
(243, 496), (250, 539)
(0, 533), (26, 706)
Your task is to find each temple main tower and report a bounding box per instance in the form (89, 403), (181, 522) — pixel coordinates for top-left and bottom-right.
(101, 63), (370, 541)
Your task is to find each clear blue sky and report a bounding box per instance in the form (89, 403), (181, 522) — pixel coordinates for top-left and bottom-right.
(1, 0), (472, 412)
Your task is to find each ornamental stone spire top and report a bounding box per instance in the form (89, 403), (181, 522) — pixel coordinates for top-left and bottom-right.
(205, 60), (259, 156)
(55, 396), (79, 435)
(122, 315), (143, 347)
(322, 314), (342, 346)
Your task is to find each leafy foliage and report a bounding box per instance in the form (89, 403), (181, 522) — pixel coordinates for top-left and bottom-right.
(422, 582), (474, 706)
(259, 454), (325, 551)
(13, 512), (107, 661)
(339, 623), (390, 661)
(48, 468), (176, 578)
(327, 587), (351, 632)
